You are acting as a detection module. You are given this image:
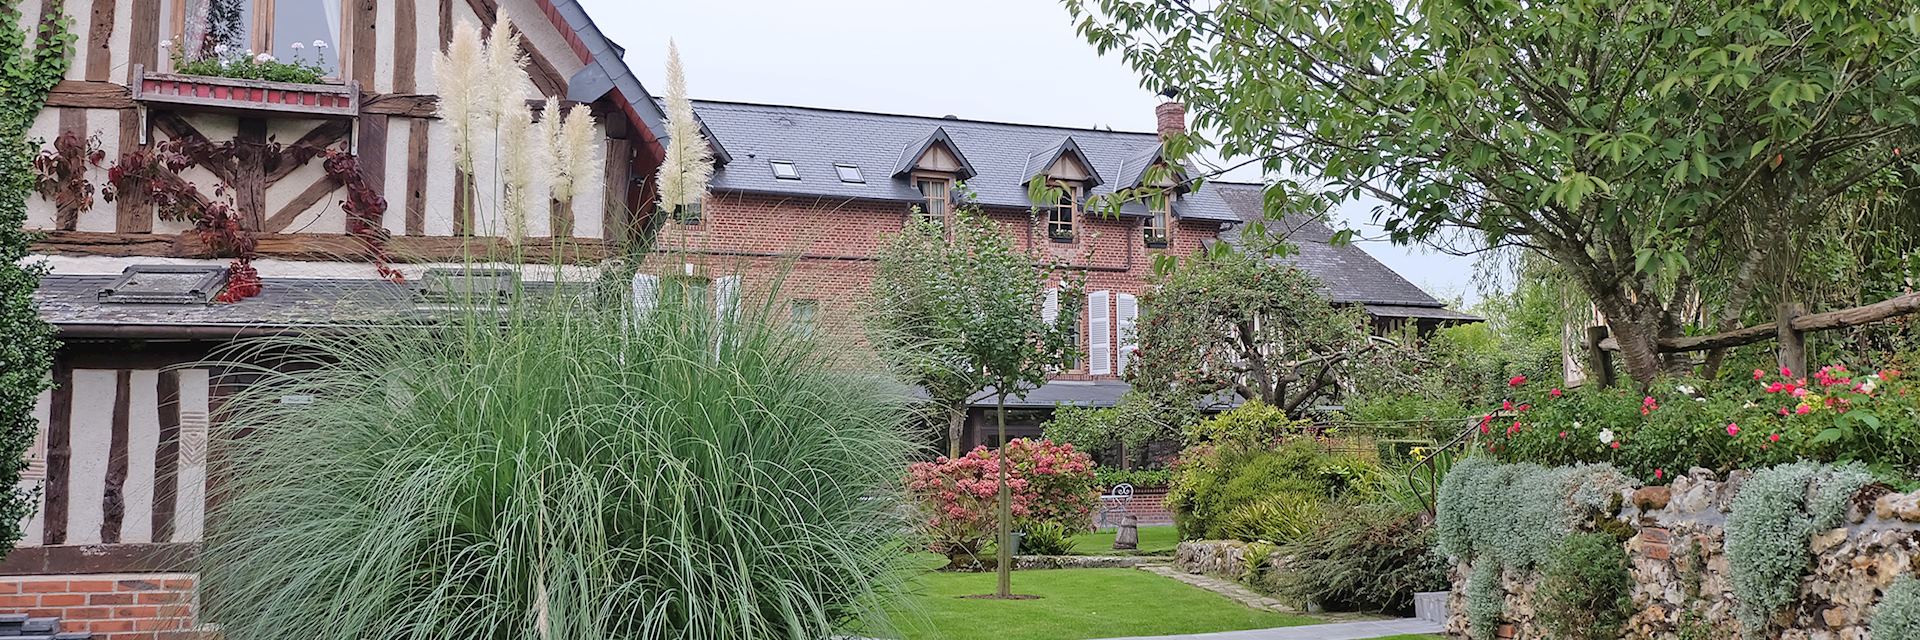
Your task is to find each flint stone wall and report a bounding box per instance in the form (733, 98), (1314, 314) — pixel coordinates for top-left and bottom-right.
(1446, 468), (1920, 640)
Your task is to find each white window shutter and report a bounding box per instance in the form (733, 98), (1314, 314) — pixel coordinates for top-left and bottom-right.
(714, 275), (741, 323)
(631, 273), (660, 319)
(1088, 290), (1111, 375)
(1041, 286), (1060, 325)
(1115, 293), (1138, 374)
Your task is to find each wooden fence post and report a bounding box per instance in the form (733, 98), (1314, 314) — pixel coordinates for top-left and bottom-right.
(1584, 325), (1615, 388)
(1777, 302), (1807, 376)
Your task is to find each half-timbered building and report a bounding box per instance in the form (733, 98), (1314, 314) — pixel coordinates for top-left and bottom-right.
(14, 0), (667, 636)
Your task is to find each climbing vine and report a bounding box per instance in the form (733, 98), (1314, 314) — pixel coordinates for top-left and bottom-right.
(30, 130), (103, 227)
(104, 132), (400, 300)
(0, 0), (75, 553)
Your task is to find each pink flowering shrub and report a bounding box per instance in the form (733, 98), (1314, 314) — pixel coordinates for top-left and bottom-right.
(905, 438), (1097, 566)
(1474, 363), (1920, 483)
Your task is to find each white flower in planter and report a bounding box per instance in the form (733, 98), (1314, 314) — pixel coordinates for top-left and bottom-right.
(214, 44), (229, 55)
(1676, 384), (1696, 396)
(313, 39), (329, 49)
(255, 53), (274, 63)
(291, 42), (305, 50)
(1598, 428), (1615, 445)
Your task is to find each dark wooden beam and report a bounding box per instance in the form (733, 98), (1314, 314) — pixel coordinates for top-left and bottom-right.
(263, 120), (353, 186)
(394, 0), (419, 93)
(84, 0), (118, 81)
(32, 231), (618, 264)
(46, 80), (135, 109)
(0, 542), (197, 576)
(463, 0), (567, 98)
(405, 121), (429, 235)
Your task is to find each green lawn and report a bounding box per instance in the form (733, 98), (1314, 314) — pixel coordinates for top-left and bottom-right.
(1068, 525), (1181, 555)
(870, 565), (1318, 640)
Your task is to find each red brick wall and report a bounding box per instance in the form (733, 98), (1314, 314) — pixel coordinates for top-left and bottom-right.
(0, 573), (201, 640)
(648, 191), (1225, 379)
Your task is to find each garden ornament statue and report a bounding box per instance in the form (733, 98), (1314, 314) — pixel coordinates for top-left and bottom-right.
(1114, 514), (1139, 550)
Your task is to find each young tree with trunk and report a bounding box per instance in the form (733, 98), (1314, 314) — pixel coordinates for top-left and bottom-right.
(1127, 250), (1374, 418)
(1067, 0), (1920, 385)
(868, 205), (1081, 598)
(0, 1), (73, 554)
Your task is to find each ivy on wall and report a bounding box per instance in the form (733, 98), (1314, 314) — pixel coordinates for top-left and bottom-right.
(0, 0), (75, 552)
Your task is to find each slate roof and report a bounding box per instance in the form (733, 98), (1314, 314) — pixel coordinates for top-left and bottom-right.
(1212, 182), (1479, 320)
(33, 275), (582, 335)
(544, 0), (672, 151)
(688, 100), (1240, 222)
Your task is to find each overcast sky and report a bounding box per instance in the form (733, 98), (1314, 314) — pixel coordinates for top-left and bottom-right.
(580, 0), (1481, 304)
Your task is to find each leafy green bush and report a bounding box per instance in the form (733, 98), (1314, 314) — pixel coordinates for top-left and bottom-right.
(1266, 504), (1447, 614)
(1435, 457), (1632, 571)
(1873, 576), (1920, 640)
(1537, 532), (1634, 640)
(1475, 366), (1918, 483)
(1725, 461), (1874, 639)
(198, 270), (919, 640)
(1044, 392), (1197, 455)
(1094, 467), (1172, 488)
(1222, 492), (1325, 544)
(1182, 399), (1307, 446)
(1166, 438), (1377, 541)
(1020, 521), (1075, 556)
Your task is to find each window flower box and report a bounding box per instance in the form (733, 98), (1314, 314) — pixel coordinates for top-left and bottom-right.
(131, 64), (359, 120)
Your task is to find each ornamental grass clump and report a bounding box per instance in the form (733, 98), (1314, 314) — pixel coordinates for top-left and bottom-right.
(196, 270), (920, 640)
(1725, 461), (1874, 639)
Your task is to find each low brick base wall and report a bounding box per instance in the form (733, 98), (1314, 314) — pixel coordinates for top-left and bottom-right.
(0, 573), (202, 640)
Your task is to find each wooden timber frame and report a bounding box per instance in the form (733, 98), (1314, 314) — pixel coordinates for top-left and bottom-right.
(1583, 291), (1920, 388)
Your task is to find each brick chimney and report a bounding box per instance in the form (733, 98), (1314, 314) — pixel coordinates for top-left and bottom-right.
(1155, 87), (1186, 140)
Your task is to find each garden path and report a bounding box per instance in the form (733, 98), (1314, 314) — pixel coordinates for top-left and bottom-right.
(1097, 617), (1443, 640)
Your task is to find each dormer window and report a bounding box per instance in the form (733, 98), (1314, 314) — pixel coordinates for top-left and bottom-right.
(1047, 182), (1079, 241)
(1144, 195), (1171, 247)
(835, 164), (864, 183)
(915, 176), (952, 228)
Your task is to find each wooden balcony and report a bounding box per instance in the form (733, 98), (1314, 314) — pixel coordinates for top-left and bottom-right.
(130, 64), (360, 120)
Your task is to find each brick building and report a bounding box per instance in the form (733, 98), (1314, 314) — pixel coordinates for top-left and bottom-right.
(647, 96), (1475, 450)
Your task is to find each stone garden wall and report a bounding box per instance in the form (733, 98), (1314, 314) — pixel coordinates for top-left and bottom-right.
(1446, 468), (1920, 640)
(1173, 540), (1280, 579)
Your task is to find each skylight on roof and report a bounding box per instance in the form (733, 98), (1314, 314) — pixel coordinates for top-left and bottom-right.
(770, 160), (800, 180)
(834, 164), (863, 183)
(97, 265), (228, 304)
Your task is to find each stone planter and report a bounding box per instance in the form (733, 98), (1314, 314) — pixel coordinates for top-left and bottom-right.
(1413, 590), (1448, 623)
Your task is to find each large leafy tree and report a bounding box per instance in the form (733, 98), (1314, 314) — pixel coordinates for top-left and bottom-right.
(1068, 0), (1920, 385)
(1, 0), (73, 553)
(869, 208), (1083, 459)
(868, 204), (1081, 598)
(1128, 251), (1374, 418)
